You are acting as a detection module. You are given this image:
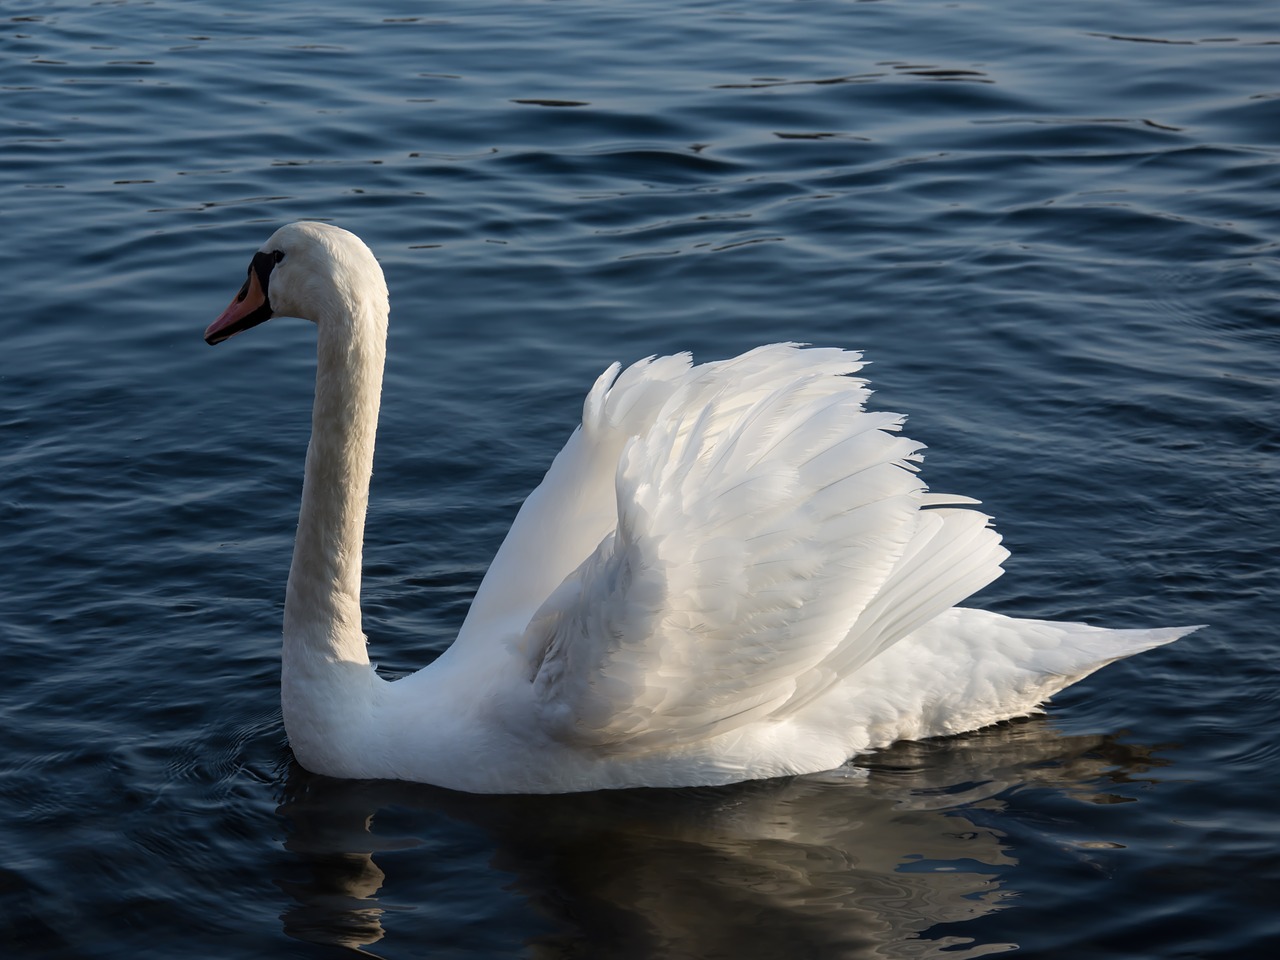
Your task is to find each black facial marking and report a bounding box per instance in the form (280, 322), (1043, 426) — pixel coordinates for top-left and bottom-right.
(250, 249), (280, 302)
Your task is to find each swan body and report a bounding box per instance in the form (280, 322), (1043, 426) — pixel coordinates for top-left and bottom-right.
(205, 221), (1196, 794)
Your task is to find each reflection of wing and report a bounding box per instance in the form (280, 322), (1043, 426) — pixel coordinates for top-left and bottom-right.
(517, 345), (1008, 753)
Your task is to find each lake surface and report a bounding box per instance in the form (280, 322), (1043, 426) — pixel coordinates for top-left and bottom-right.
(3, 0), (1277, 956)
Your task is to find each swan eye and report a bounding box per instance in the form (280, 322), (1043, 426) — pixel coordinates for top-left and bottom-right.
(273, 250), (285, 264)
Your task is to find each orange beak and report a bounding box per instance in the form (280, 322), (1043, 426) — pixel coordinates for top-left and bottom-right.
(205, 252), (276, 345)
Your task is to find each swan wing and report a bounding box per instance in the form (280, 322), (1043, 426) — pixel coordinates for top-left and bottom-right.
(454, 353), (694, 650)
(519, 345), (1009, 753)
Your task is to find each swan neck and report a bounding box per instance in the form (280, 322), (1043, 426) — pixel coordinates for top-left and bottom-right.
(283, 294), (387, 665)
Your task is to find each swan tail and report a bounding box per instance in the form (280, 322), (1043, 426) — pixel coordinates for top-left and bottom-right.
(1007, 618), (1198, 695)
(841, 608), (1201, 746)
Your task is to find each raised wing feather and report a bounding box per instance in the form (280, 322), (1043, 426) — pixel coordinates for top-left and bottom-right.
(454, 353), (693, 651)
(520, 345), (1007, 753)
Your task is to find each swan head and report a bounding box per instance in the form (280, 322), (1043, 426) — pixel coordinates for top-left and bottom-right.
(204, 221), (386, 345)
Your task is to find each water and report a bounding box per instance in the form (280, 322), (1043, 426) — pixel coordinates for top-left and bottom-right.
(3, 0), (1277, 955)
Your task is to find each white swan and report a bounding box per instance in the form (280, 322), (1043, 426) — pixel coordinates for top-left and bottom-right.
(204, 221), (1196, 794)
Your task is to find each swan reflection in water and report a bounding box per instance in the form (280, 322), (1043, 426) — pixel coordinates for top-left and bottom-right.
(273, 715), (1171, 958)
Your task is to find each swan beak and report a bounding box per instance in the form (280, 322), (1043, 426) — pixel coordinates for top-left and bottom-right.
(205, 253), (275, 345)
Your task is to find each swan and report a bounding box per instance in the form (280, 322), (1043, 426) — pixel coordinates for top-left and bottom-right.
(204, 220), (1197, 794)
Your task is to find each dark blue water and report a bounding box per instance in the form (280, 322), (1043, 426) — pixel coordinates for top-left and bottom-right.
(3, 0), (1277, 956)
